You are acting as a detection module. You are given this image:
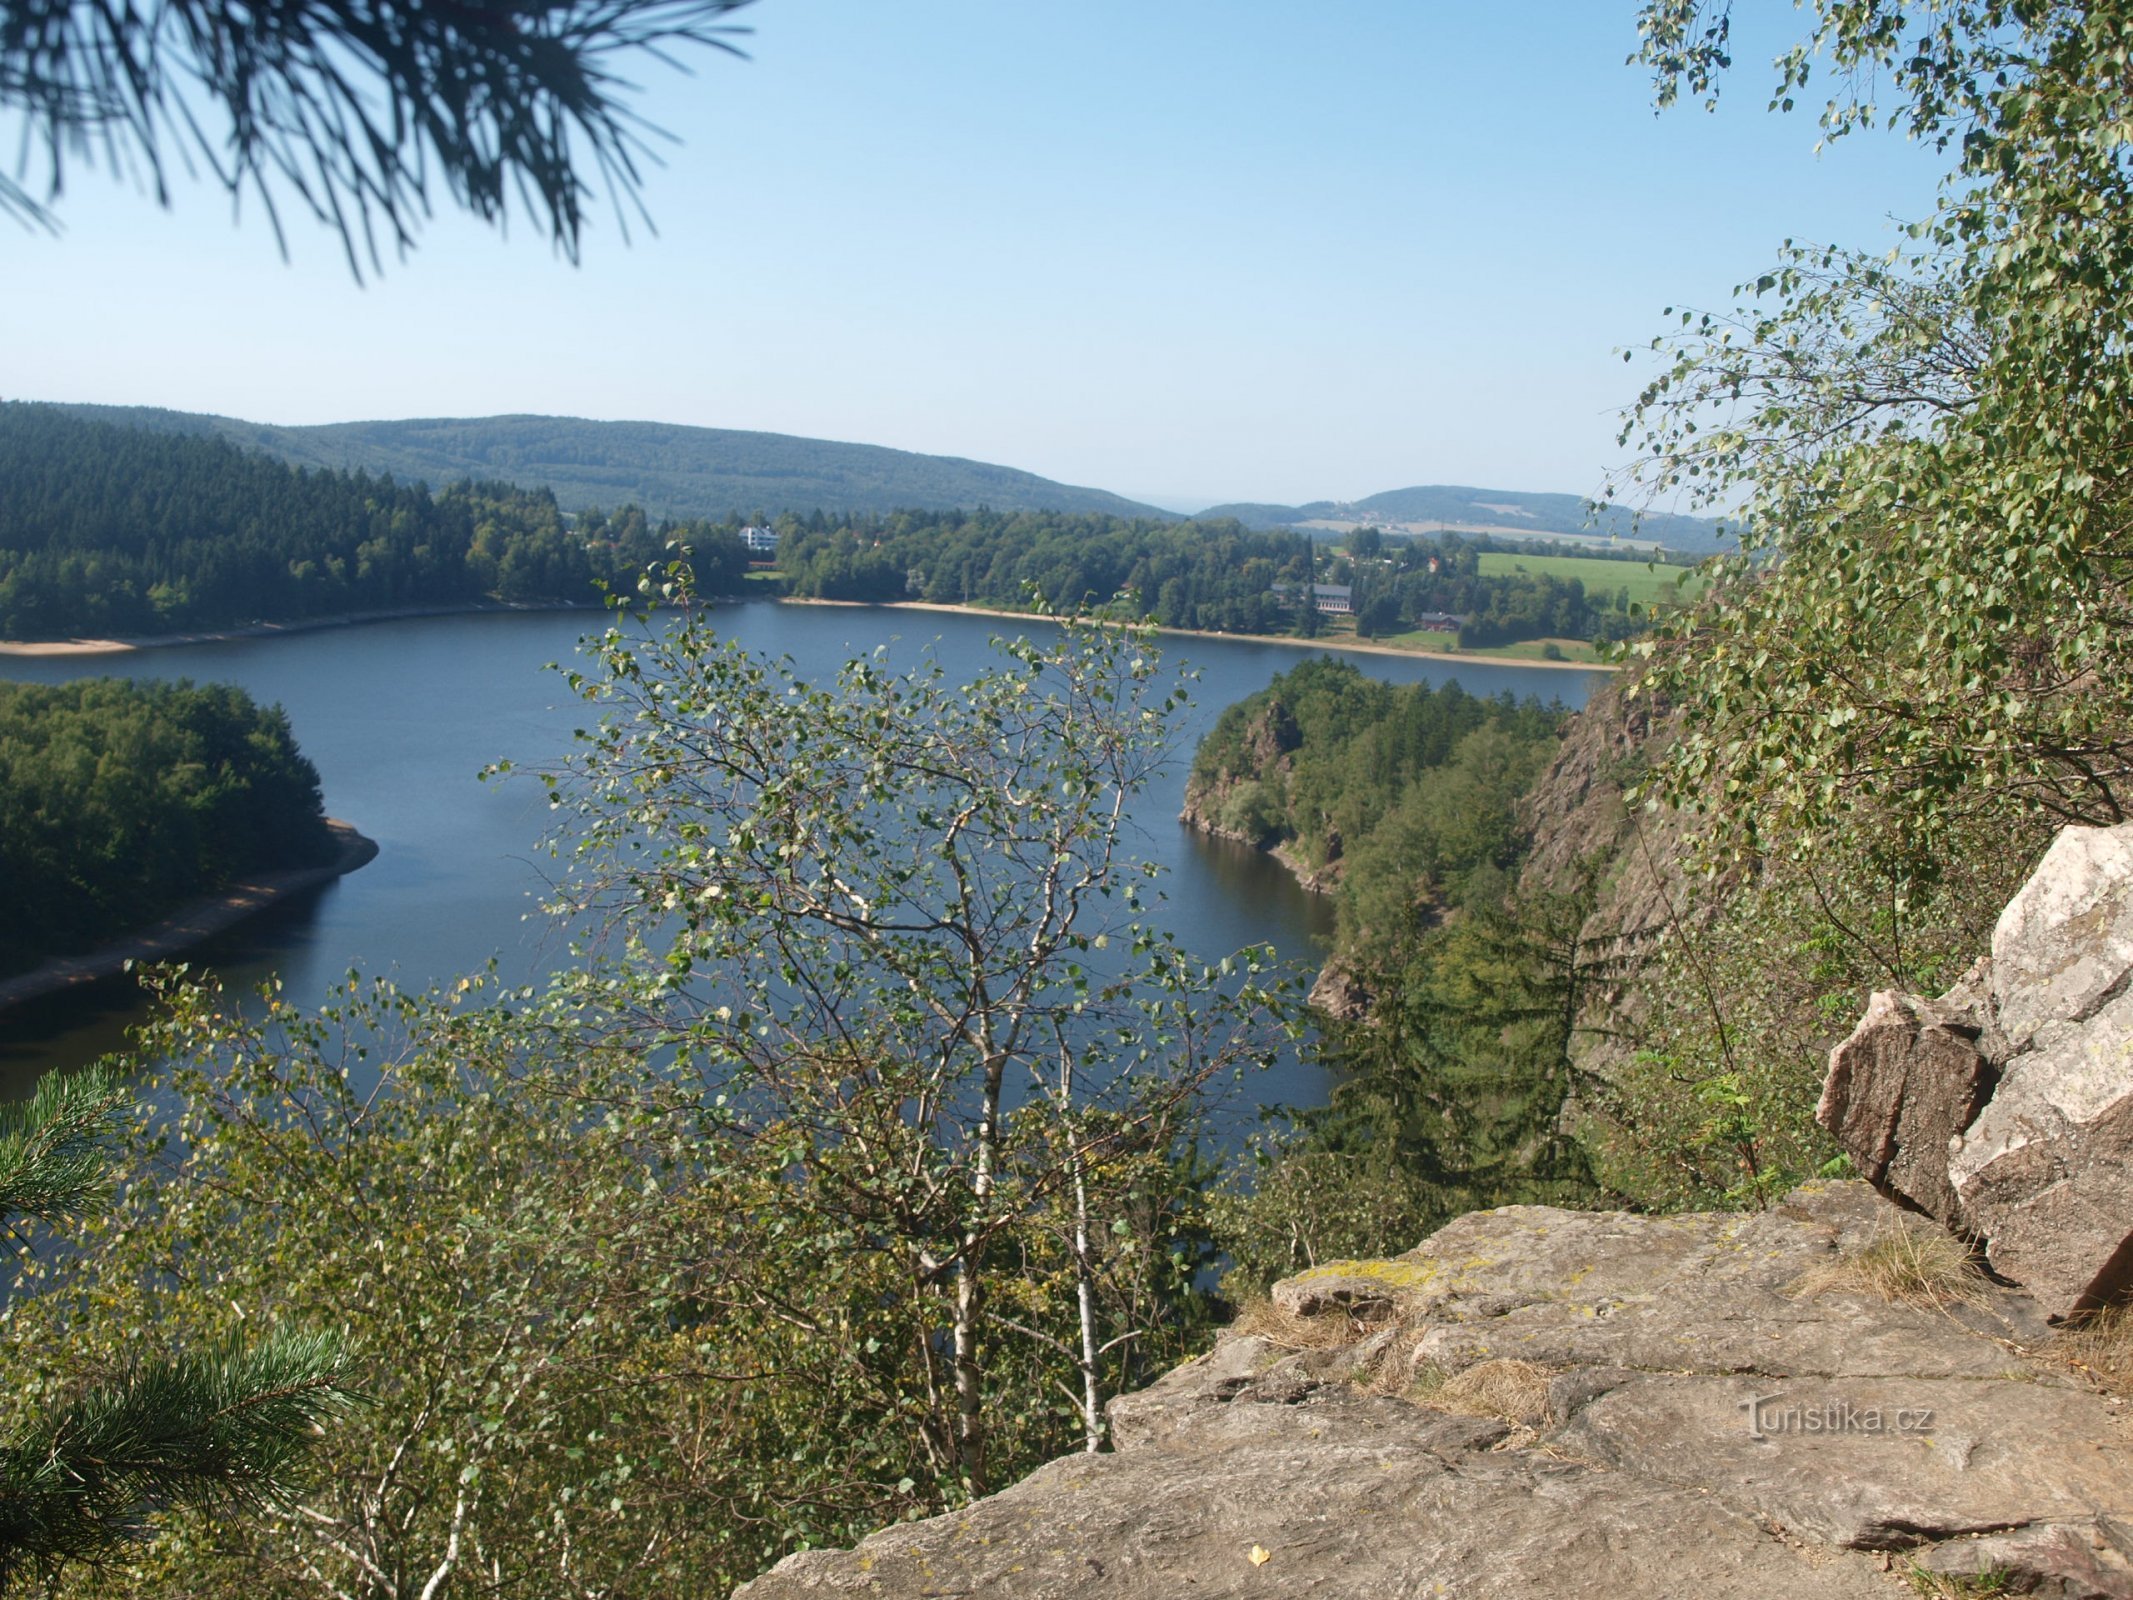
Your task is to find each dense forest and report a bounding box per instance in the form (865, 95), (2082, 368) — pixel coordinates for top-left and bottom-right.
(1184, 658), (1560, 944)
(0, 403), (1671, 650)
(776, 509), (1660, 648)
(0, 404), (751, 640)
(1181, 661), (1596, 1286)
(0, 679), (335, 975)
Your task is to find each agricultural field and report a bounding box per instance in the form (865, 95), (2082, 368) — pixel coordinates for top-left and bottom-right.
(1475, 551), (1706, 609)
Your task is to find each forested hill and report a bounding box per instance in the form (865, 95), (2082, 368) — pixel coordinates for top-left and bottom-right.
(0, 403), (749, 639)
(1198, 484), (1731, 555)
(51, 404), (1167, 524)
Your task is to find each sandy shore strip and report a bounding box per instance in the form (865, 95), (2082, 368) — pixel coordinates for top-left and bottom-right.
(0, 599), (607, 658)
(0, 820), (379, 1017)
(785, 598), (1617, 673)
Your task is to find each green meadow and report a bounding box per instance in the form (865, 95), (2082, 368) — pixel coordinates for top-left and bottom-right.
(1475, 550), (1706, 608)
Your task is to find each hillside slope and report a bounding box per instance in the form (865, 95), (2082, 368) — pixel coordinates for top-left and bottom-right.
(1199, 483), (1731, 555)
(51, 405), (1166, 523)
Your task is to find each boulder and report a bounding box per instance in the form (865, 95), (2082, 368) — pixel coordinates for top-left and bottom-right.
(1811, 820), (2133, 1318)
(1819, 988), (1996, 1228)
(1990, 822), (2133, 1055)
(1950, 984), (2133, 1316)
(1923, 819), (2133, 1318)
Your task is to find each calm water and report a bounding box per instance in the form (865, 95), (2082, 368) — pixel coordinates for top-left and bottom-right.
(0, 604), (1598, 1108)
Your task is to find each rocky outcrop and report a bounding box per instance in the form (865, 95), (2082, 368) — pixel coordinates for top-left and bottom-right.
(1819, 821), (2133, 1319)
(1819, 986), (1998, 1230)
(1511, 680), (1695, 1085)
(734, 818), (2133, 1600)
(736, 1182), (2132, 1600)
(1303, 956), (1370, 1021)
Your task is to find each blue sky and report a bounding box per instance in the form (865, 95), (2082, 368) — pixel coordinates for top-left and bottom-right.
(4, 1), (1947, 510)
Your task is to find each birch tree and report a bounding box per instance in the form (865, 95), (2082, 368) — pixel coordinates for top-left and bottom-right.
(528, 574), (1291, 1491)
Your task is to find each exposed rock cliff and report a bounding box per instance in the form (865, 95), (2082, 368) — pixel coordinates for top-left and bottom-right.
(1511, 679), (1693, 1085)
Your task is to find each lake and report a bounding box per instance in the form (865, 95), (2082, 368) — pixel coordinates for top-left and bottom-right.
(0, 603), (1599, 1107)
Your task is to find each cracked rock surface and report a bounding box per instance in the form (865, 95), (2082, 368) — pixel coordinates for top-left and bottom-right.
(734, 1183), (2132, 1599)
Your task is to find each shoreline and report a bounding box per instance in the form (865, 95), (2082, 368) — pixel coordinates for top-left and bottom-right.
(786, 598), (1617, 673)
(3, 595), (1614, 673)
(0, 599), (607, 657)
(0, 820), (380, 1016)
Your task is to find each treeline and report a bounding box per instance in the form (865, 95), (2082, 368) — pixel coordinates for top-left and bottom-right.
(777, 508), (1316, 633)
(0, 679), (334, 975)
(777, 509), (1661, 650)
(0, 404), (750, 640)
(1331, 532), (1654, 648)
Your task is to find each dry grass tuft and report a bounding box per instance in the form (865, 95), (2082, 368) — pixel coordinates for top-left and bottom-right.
(1422, 1358), (1557, 1426)
(1229, 1298), (1377, 1353)
(1796, 1223), (1989, 1311)
(2046, 1303), (2133, 1399)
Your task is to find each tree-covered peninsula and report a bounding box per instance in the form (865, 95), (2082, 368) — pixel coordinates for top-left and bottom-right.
(0, 404), (750, 641)
(0, 678), (338, 976)
(777, 508), (1664, 650)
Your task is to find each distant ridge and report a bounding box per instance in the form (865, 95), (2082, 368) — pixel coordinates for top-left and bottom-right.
(50, 405), (1169, 523)
(1197, 484), (1731, 556)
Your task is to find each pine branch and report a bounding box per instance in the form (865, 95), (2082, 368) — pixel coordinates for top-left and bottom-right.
(0, 1064), (125, 1226)
(0, 1328), (357, 1589)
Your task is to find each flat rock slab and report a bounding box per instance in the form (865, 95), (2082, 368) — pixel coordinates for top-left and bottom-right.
(1294, 1182), (2053, 1380)
(735, 1386), (1888, 1600)
(735, 1185), (2132, 1600)
(1559, 1372), (2132, 1550)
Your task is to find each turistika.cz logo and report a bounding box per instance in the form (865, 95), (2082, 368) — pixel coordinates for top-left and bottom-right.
(1742, 1393), (1935, 1440)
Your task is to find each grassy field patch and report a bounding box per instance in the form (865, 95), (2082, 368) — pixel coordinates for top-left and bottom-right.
(1475, 551), (1705, 608)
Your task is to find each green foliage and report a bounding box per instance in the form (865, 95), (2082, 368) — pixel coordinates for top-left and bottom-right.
(0, 1063), (350, 1592)
(19, 977), (926, 1596)
(0, 403), (750, 641)
(527, 570), (1292, 1491)
(1624, 1), (2133, 870)
(0, 1065), (124, 1222)
(1584, 801), (2048, 1210)
(779, 508), (1313, 631)
(1189, 661), (1599, 1291)
(0, 677), (333, 975)
(1218, 885), (1608, 1295)
(778, 512), (1666, 651)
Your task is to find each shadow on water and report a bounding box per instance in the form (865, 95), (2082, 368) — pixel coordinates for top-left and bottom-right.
(0, 878), (341, 1099)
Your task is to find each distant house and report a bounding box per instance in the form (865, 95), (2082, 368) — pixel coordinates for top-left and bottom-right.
(1412, 611), (1463, 634)
(1312, 584), (1354, 615)
(1271, 582), (1354, 615)
(740, 525), (778, 556)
